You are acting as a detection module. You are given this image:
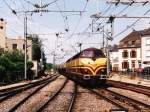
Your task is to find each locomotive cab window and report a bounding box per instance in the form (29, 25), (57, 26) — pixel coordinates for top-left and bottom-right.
(94, 50), (105, 58)
(81, 50), (105, 58)
(81, 50), (94, 58)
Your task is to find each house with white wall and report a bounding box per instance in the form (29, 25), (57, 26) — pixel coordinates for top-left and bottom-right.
(141, 28), (150, 68)
(118, 31), (142, 71)
(109, 45), (119, 71)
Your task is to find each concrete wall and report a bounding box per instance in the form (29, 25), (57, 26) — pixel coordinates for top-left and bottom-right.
(6, 37), (32, 61)
(0, 18), (6, 48)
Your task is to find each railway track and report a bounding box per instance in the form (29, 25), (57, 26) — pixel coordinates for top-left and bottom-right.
(107, 80), (150, 96)
(90, 88), (150, 112)
(0, 75), (53, 93)
(0, 74), (59, 103)
(37, 80), (77, 112)
(0, 76), (76, 112)
(8, 75), (59, 112)
(66, 84), (77, 112)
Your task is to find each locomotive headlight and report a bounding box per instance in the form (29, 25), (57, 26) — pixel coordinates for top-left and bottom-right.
(101, 69), (104, 72)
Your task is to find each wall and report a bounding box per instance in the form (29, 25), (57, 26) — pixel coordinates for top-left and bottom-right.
(0, 18), (6, 48)
(141, 35), (150, 68)
(6, 38), (32, 61)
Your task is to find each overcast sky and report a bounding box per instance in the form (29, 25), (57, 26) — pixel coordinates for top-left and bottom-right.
(0, 0), (150, 64)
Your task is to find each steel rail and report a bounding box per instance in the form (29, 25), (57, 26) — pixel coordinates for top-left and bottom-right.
(106, 89), (150, 109)
(67, 84), (77, 112)
(90, 88), (150, 111)
(36, 79), (68, 112)
(8, 75), (59, 112)
(107, 80), (150, 96)
(0, 75), (55, 93)
(0, 74), (59, 103)
(89, 89), (128, 111)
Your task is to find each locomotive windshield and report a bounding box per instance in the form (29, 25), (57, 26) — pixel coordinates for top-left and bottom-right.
(81, 50), (105, 58)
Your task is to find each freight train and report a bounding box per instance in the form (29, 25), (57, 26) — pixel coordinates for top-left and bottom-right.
(58, 48), (107, 85)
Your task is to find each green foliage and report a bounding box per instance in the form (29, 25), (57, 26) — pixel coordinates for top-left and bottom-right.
(0, 50), (25, 83)
(28, 34), (42, 61)
(0, 65), (5, 72)
(46, 63), (53, 70)
(27, 61), (34, 69)
(28, 34), (47, 71)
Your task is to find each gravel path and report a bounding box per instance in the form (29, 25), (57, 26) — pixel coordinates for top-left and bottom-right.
(42, 80), (75, 112)
(72, 86), (119, 112)
(108, 87), (150, 105)
(15, 75), (66, 112)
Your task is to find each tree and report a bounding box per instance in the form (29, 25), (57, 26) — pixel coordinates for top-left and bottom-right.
(27, 61), (34, 80)
(28, 34), (42, 61)
(0, 65), (5, 82)
(46, 63), (53, 70)
(0, 50), (24, 83)
(28, 34), (47, 72)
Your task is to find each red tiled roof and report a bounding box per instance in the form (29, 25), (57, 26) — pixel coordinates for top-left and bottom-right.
(120, 31), (141, 42)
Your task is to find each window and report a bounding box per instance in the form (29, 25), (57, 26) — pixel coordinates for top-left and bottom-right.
(146, 38), (150, 45)
(81, 50), (94, 58)
(122, 50), (128, 58)
(130, 50), (136, 58)
(138, 61), (141, 67)
(146, 50), (150, 57)
(122, 61), (129, 69)
(131, 61), (135, 68)
(0, 18), (4, 21)
(12, 44), (17, 50)
(0, 26), (3, 29)
(131, 41), (135, 45)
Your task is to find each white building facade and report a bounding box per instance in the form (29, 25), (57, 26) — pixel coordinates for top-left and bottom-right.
(114, 31), (142, 71)
(118, 48), (141, 71)
(141, 29), (150, 68)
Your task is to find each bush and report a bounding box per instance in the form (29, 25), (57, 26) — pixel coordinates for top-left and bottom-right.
(0, 65), (5, 82)
(27, 61), (34, 69)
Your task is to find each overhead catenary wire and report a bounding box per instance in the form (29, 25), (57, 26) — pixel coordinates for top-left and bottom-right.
(113, 8), (150, 38)
(23, 0), (60, 8)
(77, 4), (114, 43)
(57, 0), (89, 46)
(55, 2), (69, 32)
(65, 0), (89, 40)
(3, 0), (36, 38)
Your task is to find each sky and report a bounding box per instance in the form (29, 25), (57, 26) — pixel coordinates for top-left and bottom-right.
(0, 0), (150, 64)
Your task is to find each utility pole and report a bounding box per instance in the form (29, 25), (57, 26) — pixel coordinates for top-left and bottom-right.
(53, 52), (56, 73)
(78, 43), (82, 52)
(106, 16), (115, 76)
(102, 26), (105, 48)
(24, 12), (27, 79)
(106, 30), (109, 76)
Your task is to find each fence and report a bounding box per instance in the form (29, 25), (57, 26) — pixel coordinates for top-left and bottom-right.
(0, 71), (24, 84)
(113, 71), (150, 80)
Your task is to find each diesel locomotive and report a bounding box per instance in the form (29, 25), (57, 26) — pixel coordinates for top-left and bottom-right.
(58, 48), (107, 84)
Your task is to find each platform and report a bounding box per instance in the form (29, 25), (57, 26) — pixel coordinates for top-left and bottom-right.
(109, 73), (150, 87)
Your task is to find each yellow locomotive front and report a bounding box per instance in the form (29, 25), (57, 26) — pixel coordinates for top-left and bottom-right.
(78, 48), (107, 81)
